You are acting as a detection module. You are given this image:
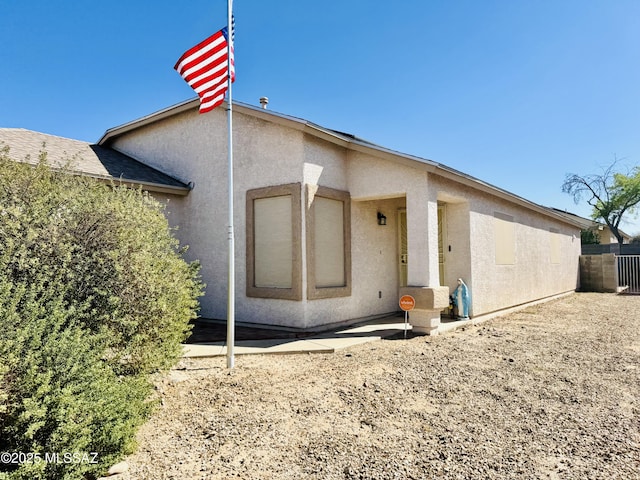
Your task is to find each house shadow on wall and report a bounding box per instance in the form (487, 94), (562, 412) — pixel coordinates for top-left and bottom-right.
(185, 313), (427, 345)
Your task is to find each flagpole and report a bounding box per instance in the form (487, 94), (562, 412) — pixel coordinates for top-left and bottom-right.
(225, 0), (235, 369)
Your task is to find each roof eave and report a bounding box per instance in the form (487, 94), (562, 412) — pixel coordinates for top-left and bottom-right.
(433, 166), (584, 229)
(76, 172), (191, 196)
(97, 99), (582, 228)
(99, 98), (316, 146)
(339, 140), (582, 229)
(99, 99), (200, 145)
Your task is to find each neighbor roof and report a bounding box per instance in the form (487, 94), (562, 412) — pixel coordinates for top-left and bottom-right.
(0, 128), (190, 195)
(550, 208), (632, 239)
(98, 98), (584, 229)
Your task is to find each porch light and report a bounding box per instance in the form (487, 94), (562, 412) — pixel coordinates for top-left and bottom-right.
(377, 212), (387, 226)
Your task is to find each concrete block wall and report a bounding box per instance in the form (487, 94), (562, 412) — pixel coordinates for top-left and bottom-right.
(579, 254), (618, 292)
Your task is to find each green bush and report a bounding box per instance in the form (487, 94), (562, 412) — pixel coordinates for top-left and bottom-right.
(580, 228), (600, 245)
(0, 280), (151, 480)
(0, 147), (203, 479)
(54, 174), (203, 375)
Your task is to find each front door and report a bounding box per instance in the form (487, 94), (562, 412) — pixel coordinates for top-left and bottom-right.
(438, 205), (446, 286)
(398, 206), (447, 288)
(398, 209), (408, 287)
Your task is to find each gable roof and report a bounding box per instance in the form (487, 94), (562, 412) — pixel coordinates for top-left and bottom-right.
(0, 128), (190, 195)
(98, 98), (584, 229)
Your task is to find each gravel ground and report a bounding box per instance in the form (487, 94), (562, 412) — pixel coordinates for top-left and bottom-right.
(120, 292), (639, 480)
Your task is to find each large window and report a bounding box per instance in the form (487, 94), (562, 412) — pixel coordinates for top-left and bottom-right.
(306, 185), (351, 299)
(246, 183), (302, 300)
(494, 212), (516, 265)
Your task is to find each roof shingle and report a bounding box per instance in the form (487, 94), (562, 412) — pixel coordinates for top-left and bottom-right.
(0, 128), (189, 193)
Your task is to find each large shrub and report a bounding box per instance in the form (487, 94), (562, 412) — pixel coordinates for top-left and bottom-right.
(0, 147), (203, 479)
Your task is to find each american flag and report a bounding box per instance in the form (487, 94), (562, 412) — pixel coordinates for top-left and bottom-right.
(174, 18), (235, 114)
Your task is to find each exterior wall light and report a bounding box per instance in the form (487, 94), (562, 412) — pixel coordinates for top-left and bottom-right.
(377, 212), (387, 226)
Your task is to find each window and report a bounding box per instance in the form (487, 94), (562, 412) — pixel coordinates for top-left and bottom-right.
(494, 212), (515, 265)
(246, 183), (302, 300)
(306, 185), (351, 299)
(254, 196), (293, 287)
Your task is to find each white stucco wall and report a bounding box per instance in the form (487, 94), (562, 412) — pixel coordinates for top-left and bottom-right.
(302, 197), (406, 327)
(111, 108), (307, 325)
(469, 199), (580, 315)
(430, 175), (581, 316)
(300, 138), (405, 327)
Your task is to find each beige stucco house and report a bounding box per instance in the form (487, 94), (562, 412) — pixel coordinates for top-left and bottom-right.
(96, 99), (582, 333)
(2, 99), (583, 333)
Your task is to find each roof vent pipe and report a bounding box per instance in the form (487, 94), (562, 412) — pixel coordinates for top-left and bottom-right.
(259, 97), (269, 109)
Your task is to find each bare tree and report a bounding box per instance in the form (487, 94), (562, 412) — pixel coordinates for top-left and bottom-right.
(562, 160), (640, 244)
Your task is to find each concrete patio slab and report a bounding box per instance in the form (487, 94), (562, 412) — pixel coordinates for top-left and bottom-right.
(181, 315), (410, 358)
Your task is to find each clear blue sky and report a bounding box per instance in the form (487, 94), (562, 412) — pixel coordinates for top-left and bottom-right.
(2, 0), (639, 235)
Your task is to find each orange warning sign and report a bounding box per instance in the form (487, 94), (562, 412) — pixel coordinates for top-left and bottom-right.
(399, 295), (416, 311)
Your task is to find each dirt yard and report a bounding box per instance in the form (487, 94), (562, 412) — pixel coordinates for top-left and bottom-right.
(120, 292), (639, 479)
